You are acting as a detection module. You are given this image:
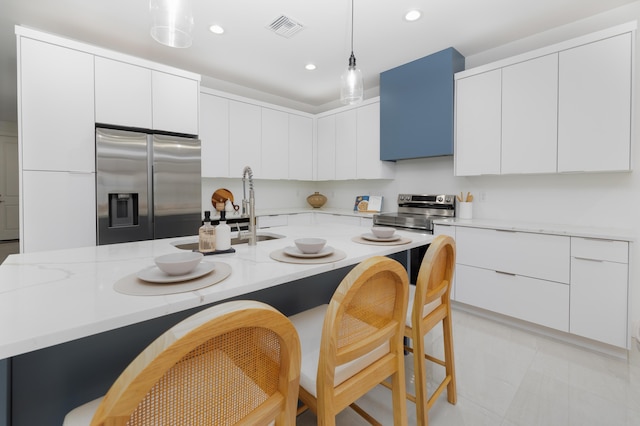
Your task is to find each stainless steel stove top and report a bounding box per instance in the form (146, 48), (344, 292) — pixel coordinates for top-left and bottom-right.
(373, 194), (456, 232)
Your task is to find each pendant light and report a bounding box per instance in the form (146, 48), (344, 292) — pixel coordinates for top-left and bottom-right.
(149, 0), (194, 48)
(340, 0), (363, 105)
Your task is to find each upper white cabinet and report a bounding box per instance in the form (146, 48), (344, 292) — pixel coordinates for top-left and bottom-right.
(261, 108), (289, 179)
(454, 69), (501, 176)
(455, 23), (635, 176)
(19, 37), (95, 173)
(229, 101), (262, 177)
(288, 114), (313, 180)
(152, 71), (199, 135)
(558, 33), (632, 172)
(95, 57), (153, 129)
(356, 102), (394, 179)
(501, 53), (558, 174)
(96, 58), (199, 135)
(316, 99), (395, 180)
(200, 93), (230, 178)
(316, 115), (336, 180)
(335, 109), (357, 180)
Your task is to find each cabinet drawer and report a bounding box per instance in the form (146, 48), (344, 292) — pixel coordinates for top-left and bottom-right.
(571, 237), (628, 263)
(456, 227), (570, 283)
(257, 215), (287, 228)
(456, 264), (569, 332)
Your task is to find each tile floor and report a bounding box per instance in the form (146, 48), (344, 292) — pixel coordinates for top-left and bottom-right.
(296, 308), (640, 425)
(0, 239), (19, 264)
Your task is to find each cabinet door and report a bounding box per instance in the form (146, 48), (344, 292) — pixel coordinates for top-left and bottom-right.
(356, 102), (394, 179)
(456, 264), (569, 332)
(335, 110), (357, 180)
(152, 71), (199, 135)
(95, 57), (152, 129)
(455, 69), (502, 176)
(22, 170), (96, 252)
(570, 257), (628, 347)
(288, 115), (313, 180)
(19, 38), (95, 172)
(200, 94), (230, 178)
(287, 213), (313, 226)
(502, 54), (558, 174)
(558, 33), (632, 172)
(229, 101), (261, 177)
(316, 115), (336, 180)
(261, 108), (289, 179)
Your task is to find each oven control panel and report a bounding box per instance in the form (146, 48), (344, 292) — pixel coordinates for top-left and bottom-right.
(397, 194), (456, 206)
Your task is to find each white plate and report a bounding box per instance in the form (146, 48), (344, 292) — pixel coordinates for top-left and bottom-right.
(361, 233), (401, 242)
(137, 262), (216, 283)
(283, 246), (334, 258)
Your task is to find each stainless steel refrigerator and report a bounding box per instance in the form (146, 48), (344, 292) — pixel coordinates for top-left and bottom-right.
(96, 127), (201, 245)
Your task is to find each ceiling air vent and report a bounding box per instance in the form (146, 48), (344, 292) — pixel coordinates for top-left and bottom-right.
(268, 15), (304, 38)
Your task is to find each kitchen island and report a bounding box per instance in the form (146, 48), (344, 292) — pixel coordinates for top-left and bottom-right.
(0, 223), (432, 426)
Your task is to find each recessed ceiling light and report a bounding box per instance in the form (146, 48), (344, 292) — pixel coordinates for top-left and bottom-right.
(305, 63), (316, 71)
(404, 9), (422, 22)
(209, 24), (225, 34)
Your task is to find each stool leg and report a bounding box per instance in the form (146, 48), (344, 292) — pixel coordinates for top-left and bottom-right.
(443, 310), (457, 404)
(412, 332), (429, 426)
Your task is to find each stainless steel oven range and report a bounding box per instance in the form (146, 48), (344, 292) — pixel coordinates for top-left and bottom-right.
(374, 194), (456, 281)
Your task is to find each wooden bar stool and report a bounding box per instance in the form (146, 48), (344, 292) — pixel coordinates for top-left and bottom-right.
(63, 300), (301, 426)
(290, 256), (409, 426)
(382, 234), (457, 425)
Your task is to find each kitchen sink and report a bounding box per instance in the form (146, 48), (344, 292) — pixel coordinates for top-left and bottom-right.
(172, 233), (285, 251)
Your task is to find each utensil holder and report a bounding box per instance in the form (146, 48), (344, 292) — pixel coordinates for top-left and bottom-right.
(458, 202), (473, 219)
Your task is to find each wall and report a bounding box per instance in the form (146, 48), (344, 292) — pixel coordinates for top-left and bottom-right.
(222, 2), (640, 346)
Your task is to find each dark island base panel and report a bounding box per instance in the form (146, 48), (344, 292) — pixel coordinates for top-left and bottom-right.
(7, 265), (363, 426)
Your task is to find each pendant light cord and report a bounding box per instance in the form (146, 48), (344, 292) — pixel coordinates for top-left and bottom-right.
(350, 0), (354, 54)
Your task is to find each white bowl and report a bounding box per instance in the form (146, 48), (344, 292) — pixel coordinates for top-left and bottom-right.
(294, 238), (327, 254)
(154, 252), (204, 276)
(371, 226), (396, 239)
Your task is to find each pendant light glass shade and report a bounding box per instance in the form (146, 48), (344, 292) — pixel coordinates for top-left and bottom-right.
(340, 0), (363, 105)
(149, 0), (194, 48)
(340, 53), (364, 105)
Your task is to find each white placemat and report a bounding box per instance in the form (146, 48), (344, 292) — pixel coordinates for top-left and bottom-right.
(351, 235), (412, 246)
(270, 249), (347, 264)
(114, 261), (231, 296)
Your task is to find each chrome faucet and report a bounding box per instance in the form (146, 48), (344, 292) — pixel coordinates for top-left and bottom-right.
(240, 166), (257, 246)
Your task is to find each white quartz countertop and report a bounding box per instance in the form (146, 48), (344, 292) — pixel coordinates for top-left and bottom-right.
(433, 218), (635, 241)
(0, 224), (431, 359)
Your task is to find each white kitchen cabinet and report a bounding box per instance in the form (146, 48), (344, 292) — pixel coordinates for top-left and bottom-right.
(95, 57), (152, 129)
(200, 93), (230, 178)
(261, 108), (289, 179)
(21, 170), (96, 252)
(501, 54), (558, 174)
(456, 227), (570, 283)
(570, 238), (629, 347)
(356, 102), (394, 179)
(454, 69), (502, 176)
(455, 226), (571, 332)
(19, 37), (95, 173)
(335, 109), (357, 180)
(152, 70), (199, 135)
(456, 264), (570, 332)
(288, 114), (313, 180)
(229, 101), (261, 177)
(257, 215), (288, 228)
(558, 33), (632, 172)
(316, 115), (336, 180)
(314, 213), (360, 226)
(287, 213), (314, 226)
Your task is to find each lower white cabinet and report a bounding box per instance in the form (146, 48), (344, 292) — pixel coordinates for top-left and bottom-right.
(451, 224), (630, 348)
(569, 238), (629, 347)
(257, 215), (288, 229)
(456, 264), (569, 332)
(22, 171), (96, 252)
(287, 213), (314, 226)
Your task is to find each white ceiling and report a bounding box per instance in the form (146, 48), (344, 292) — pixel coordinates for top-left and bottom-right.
(0, 0), (637, 121)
